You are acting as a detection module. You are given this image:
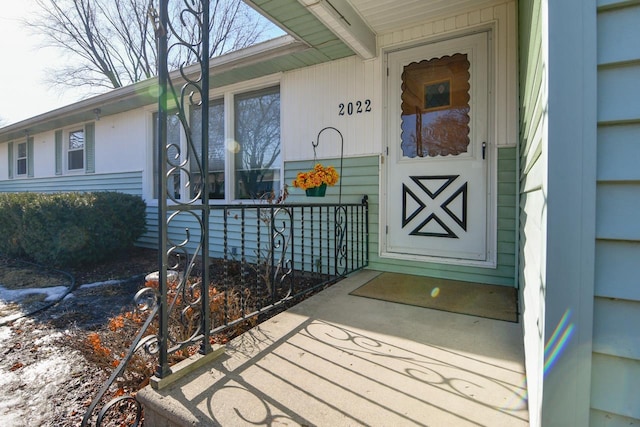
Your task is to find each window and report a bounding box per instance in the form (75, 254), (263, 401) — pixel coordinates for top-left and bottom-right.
(152, 111), (182, 199)
(234, 86), (281, 199)
(68, 129), (84, 170)
(8, 139), (32, 179)
(152, 85), (281, 201)
(401, 53), (471, 157)
(16, 142), (27, 176)
(189, 99), (225, 199)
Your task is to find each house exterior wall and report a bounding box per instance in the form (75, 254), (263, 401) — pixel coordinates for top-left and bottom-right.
(1, 109), (147, 182)
(520, 0), (600, 425)
(0, 171), (143, 195)
(518, 0), (546, 424)
(284, 149), (516, 286)
(0, 1), (518, 287)
(591, 1), (640, 424)
(281, 0), (518, 286)
(282, 0), (517, 162)
(93, 109), (149, 175)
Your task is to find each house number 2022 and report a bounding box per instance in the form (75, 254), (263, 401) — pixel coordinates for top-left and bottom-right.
(339, 99), (372, 116)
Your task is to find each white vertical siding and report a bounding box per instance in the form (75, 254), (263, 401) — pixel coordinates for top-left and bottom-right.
(95, 109), (148, 174)
(281, 0), (517, 162)
(592, 1), (640, 425)
(281, 56), (382, 160)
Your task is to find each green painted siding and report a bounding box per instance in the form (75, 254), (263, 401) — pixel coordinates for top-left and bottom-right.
(55, 130), (62, 175)
(285, 152), (517, 287)
(518, 1), (545, 425)
(592, 1), (640, 425)
(0, 171), (143, 196)
(85, 122), (95, 174)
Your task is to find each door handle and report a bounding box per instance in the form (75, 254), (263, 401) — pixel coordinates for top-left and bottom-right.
(482, 142), (486, 159)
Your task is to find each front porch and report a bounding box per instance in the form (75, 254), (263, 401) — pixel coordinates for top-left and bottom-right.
(138, 269), (528, 426)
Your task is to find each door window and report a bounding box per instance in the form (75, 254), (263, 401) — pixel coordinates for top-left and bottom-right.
(400, 53), (470, 158)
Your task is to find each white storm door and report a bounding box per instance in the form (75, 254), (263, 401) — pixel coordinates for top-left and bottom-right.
(384, 32), (490, 263)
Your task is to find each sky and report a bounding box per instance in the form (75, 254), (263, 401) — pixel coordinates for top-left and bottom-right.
(0, 1), (284, 127)
(0, 1), (86, 126)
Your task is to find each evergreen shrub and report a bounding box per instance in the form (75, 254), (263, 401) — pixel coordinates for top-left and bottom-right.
(0, 192), (146, 267)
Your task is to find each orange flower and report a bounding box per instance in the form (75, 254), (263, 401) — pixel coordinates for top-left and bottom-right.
(292, 163), (340, 190)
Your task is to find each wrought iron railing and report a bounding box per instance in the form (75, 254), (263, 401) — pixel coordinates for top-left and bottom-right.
(81, 1), (369, 424)
(81, 199), (369, 425)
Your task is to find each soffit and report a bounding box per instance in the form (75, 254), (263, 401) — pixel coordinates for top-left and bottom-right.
(347, 0), (499, 34)
(247, 0), (356, 59)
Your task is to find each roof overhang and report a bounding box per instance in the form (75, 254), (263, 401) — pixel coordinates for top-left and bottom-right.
(296, 0), (376, 59)
(0, 35), (311, 143)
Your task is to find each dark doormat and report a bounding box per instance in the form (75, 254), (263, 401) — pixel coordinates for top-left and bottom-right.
(350, 272), (518, 322)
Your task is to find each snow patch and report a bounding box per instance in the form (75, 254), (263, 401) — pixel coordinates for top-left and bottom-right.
(80, 279), (126, 289)
(34, 331), (64, 347)
(0, 326), (11, 342)
(0, 285), (69, 302)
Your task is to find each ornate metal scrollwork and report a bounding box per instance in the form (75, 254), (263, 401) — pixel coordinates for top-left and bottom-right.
(82, 0), (211, 424)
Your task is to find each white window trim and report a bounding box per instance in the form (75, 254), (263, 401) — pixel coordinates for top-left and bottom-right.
(65, 127), (85, 173)
(15, 141), (28, 176)
(149, 74), (283, 204)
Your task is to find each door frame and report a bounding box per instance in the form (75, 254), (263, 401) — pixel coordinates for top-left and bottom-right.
(380, 28), (498, 268)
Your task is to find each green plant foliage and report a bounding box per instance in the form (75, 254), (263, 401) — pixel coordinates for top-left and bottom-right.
(0, 193), (39, 258)
(0, 192), (146, 267)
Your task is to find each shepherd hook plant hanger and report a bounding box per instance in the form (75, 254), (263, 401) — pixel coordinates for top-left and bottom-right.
(312, 126), (344, 204)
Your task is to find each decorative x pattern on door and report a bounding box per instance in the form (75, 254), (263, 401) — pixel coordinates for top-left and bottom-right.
(402, 175), (468, 238)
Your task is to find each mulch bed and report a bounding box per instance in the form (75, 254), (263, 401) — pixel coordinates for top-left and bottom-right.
(0, 247), (162, 426)
(0, 247), (333, 426)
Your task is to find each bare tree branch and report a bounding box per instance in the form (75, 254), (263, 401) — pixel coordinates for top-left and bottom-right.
(26, 0), (274, 92)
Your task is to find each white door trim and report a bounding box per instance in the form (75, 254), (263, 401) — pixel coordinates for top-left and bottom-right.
(380, 31), (497, 269)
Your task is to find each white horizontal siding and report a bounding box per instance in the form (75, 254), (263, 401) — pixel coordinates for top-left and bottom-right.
(95, 109), (148, 174)
(280, 0), (517, 161)
(378, 0), (517, 148)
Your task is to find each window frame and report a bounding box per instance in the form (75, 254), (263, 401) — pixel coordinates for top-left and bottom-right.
(16, 141), (28, 176)
(151, 78), (282, 204)
(66, 128), (85, 172)
(189, 98), (226, 201)
(232, 85), (282, 201)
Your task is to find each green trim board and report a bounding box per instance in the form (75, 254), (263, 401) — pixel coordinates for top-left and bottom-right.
(7, 141), (13, 179)
(55, 130), (62, 175)
(0, 171), (143, 195)
(85, 122), (95, 174)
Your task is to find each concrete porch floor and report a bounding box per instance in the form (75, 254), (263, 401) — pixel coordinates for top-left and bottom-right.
(138, 269), (529, 426)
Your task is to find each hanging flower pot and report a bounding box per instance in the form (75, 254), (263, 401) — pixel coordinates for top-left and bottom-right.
(305, 183), (327, 197)
(292, 163), (339, 197)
